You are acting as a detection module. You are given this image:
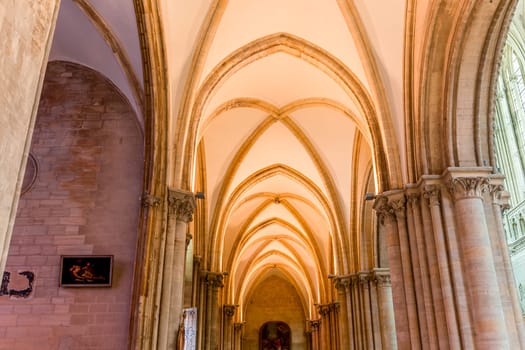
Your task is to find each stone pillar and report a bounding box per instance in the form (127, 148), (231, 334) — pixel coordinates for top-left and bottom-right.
(222, 304), (236, 350)
(158, 189), (196, 349)
(203, 272), (224, 350)
(317, 304), (332, 349)
(334, 276), (352, 350)
(309, 320), (321, 350)
(373, 194), (412, 349)
(372, 269), (396, 350)
(489, 179), (525, 348)
(406, 192), (439, 350)
(423, 185), (461, 349)
(233, 322), (244, 350)
(447, 170), (509, 348)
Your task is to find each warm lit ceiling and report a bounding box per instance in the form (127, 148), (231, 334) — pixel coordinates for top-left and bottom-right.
(50, 0), (423, 321)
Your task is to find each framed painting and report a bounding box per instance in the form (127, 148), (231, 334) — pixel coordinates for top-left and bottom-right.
(259, 321), (291, 350)
(59, 255), (113, 287)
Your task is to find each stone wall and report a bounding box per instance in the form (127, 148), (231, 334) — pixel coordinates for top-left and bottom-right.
(243, 274), (306, 350)
(0, 61), (144, 349)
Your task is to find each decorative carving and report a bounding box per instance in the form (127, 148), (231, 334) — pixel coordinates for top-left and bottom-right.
(202, 271), (224, 289)
(223, 304), (236, 317)
(317, 303), (338, 316)
(372, 269), (391, 287)
(423, 185), (441, 207)
(407, 193), (420, 207)
(309, 320), (321, 331)
(141, 192), (161, 208)
(373, 195), (394, 224)
(358, 271), (371, 286)
(447, 177), (489, 200)
(489, 184), (511, 211)
(233, 322), (244, 331)
(390, 197), (406, 219)
(333, 275), (351, 292)
(168, 189), (196, 223)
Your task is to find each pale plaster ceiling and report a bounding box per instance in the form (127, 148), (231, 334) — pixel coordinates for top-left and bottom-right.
(50, 0), (414, 320)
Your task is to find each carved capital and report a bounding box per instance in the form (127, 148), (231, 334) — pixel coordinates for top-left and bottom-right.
(488, 183), (511, 211)
(201, 271), (224, 289)
(447, 177), (489, 200)
(309, 319), (321, 330)
(407, 193), (420, 207)
(168, 189), (196, 223)
(373, 195), (394, 224)
(390, 197), (406, 219)
(223, 304), (237, 317)
(317, 303), (332, 316)
(142, 192), (160, 208)
(333, 275), (351, 292)
(233, 322), (244, 331)
(358, 271), (371, 286)
(423, 185), (441, 207)
(372, 269), (391, 287)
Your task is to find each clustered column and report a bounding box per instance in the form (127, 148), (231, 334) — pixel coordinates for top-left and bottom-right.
(202, 271), (224, 350)
(332, 269), (396, 350)
(222, 304), (237, 350)
(158, 189), (196, 350)
(373, 168), (525, 349)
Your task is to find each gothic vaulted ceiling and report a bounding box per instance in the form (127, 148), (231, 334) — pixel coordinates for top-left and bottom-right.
(50, 0), (432, 320)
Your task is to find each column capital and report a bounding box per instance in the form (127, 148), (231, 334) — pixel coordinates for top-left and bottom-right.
(233, 322), (245, 331)
(333, 275), (351, 291)
(168, 188), (196, 223)
(372, 268), (391, 287)
(186, 233), (193, 248)
(201, 271), (224, 289)
(309, 319), (321, 330)
(358, 271), (372, 285)
(488, 175), (511, 211)
(444, 167), (492, 201)
(423, 185), (441, 206)
(317, 303), (332, 316)
(223, 304), (237, 317)
(374, 190), (406, 221)
(142, 192), (161, 208)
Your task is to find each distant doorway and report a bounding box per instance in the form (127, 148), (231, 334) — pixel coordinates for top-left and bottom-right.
(259, 321), (291, 350)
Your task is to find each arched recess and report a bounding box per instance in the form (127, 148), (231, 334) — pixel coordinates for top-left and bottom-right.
(176, 32), (401, 193)
(417, 0), (518, 176)
(3, 60), (144, 350)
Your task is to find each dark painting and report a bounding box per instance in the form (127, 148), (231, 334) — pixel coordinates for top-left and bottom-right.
(60, 255), (113, 287)
(259, 321), (291, 350)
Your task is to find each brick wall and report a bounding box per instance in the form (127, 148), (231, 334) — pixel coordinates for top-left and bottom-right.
(243, 274), (306, 349)
(0, 61), (144, 349)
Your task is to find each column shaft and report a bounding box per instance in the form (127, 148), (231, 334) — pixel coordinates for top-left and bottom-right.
(450, 176), (509, 348)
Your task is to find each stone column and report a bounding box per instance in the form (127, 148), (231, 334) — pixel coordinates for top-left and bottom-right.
(372, 268), (396, 350)
(232, 323), (243, 350)
(158, 189), (196, 349)
(222, 304), (236, 350)
(203, 272), (224, 350)
(489, 180), (525, 348)
(334, 276), (352, 350)
(309, 320), (321, 350)
(407, 192), (438, 350)
(317, 304), (332, 349)
(0, 0), (61, 273)
(423, 185), (461, 349)
(447, 171), (509, 348)
(373, 194), (412, 349)
(358, 272), (374, 348)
